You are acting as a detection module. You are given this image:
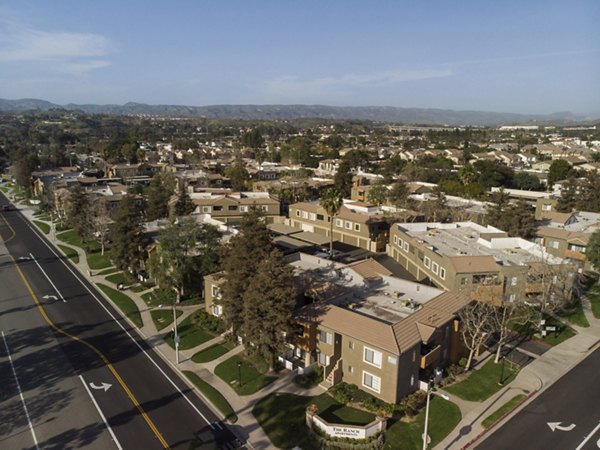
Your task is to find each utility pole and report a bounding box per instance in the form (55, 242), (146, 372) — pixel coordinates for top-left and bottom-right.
(173, 303), (179, 364)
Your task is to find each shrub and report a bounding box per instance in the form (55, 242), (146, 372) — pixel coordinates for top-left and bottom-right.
(401, 390), (427, 417)
(192, 310), (226, 334)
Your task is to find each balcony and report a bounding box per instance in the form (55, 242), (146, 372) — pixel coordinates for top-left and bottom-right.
(565, 249), (586, 261)
(420, 345), (441, 369)
(469, 284), (504, 304)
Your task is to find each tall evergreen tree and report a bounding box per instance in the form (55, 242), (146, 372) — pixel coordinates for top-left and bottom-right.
(242, 249), (296, 371)
(146, 172), (175, 221)
(387, 179), (410, 208)
(333, 160), (353, 198)
(111, 195), (145, 273)
(67, 184), (91, 240)
(586, 229), (600, 269)
(220, 208), (274, 335)
(556, 177), (578, 213)
(173, 182), (196, 217)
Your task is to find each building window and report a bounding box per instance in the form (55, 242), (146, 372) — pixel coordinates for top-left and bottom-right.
(354, 224), (361, 232)
(510, 277), (518, 286)
(393, 236), (398, 245)
(348, 341), (355, 350)
(348, 365), (354, 374)
(212, 304), (223, 317)
(410, 375), (414, 386)
(318, 352), (330, 366)
(440, 267), (446, 280)
(261, 205), (268, 212)
(335, 219), (343, 227)
(424, 256), (431, 268)
(403, 241), (409, 252)
(542, 204), (552, 211)
(432, 262), (439, 274)
(398, 238), (404, 248)
(202, 206), (211, 213)
(296, 210), (300, 217)
(319, 330), (333, 344)
(213, 206), (223, 211)
(363, 346), (382, 368)
(509, 293), (516, 302)
(302, 211), (309, 219)
(240, 205), (248, 212)
(317, 214), (324, 221)
(309, 213), (316, 221)
(228, 205), (237, 211)
(345, 221), (352, 230)
(550, 240), (559, 249)
(362, 371), (381, 393)
(211, 286), (221, 298)
(387, 355), (397, 365)
(460, 276), (469, 285)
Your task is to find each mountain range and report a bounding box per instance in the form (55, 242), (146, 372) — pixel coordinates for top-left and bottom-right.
(0, 98), (595, 127)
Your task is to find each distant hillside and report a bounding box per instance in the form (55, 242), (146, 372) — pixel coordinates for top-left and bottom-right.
(0, 98), (595, 126)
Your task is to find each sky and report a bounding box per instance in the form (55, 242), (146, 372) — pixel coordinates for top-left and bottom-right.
(0, 1), (599, 115)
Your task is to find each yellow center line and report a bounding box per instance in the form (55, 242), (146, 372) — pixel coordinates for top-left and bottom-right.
(2, 216), (169, 448)
(0, 212), (16, 243)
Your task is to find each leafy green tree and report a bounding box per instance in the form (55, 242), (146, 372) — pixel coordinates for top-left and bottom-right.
(173, 182), (196, 217)
(586, 229), (600, 269)
(67, 185), (91, 240)
(320, 188), (343, 257)
(512, 172), (542, 191)
(458, 163), (476, 186)
(241, 249), (296, 371)
(146, 173), (176, 221)
(473, 160), (514, 188)
(387, 180), (410, 208)
(333, 160), (352, 197)
(548, 159), (572, 187)
(367, 179), (388, 206)
(225, 162), (249, 192)
(111, 195), (146, 274)
(148, 217), (221, 302)
(220, 209), (274, 336)
(556, 177), (578, 213)
(241, 129), (265, 149)
(577, 172), (600, 212)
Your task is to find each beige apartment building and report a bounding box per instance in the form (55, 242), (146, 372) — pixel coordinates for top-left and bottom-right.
(288, 200), (408, 252)
(388, 221), (575, 305)
(188, 191), (280, 223)
(204, 253), (469, 404)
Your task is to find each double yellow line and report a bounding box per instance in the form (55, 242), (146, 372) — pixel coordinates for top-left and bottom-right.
(1, 212), (169, 448)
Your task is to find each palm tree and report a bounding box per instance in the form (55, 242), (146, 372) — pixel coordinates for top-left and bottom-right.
(320, 188), (343, 258)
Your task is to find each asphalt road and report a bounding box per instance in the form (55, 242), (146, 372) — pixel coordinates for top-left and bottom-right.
(477, 345), (600, 450)
(0, 194), (243, 450)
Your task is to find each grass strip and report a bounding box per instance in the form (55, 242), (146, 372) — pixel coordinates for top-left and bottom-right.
(183, 370), (237, 423)
(33, 220), (50, 234)
(482, 394), (526, 428)
(58, 244), (79, 263)
(445, 359), (519, 402)
(96, 283), (143, 328)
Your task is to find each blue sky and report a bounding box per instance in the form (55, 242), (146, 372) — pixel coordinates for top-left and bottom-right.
(0, 1), (598, 114)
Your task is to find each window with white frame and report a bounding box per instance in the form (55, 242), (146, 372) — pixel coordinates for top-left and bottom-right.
(212, 304), (223, 317)
(309, 213), (316, 221)
(202, 206), (211, 213)
(302, 211), (309, 219)
(348, 365), (354, 374)
(296, 210), (300, 217)
(542, 204), (552, 211)
(345, 221), (352, 229)
(393, 236), (398, 245)
(319, 330), (333, 344)
(362, 371), (381, 393)
(424, 256), (431, 268)
(354, 223), (360, 231)
(509, 293), (516, 302)
(440, 267), (446, 280)
(348, 341), (355, 350)
(335, 219), (343, 227)
(387, 355), (397, 365)
(318, 352), (330, 366)
(363, 346), (382, 368)
(240, 205), (249, 212)
(432, 262), (439, 274)
(551, 240), (559, 249)
(212, 286), (221, 298)
(261, 205), (268, 212)
(511, 277), (518, 286)
(403, 241), (409, 252)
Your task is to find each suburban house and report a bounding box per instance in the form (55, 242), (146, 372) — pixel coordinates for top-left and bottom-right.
(106, 162), (165, 180)
(288, 200), (407, 252)
(204, 253), (470, 404)
(186, 191), (281, 223)
(387, 221), (575, 305)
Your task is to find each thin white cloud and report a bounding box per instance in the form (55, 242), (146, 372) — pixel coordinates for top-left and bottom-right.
(0, 16), (113, 74)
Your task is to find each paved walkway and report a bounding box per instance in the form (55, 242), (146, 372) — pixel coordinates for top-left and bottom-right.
(12, 197), (324, 449)
(434, 292), (600, 450)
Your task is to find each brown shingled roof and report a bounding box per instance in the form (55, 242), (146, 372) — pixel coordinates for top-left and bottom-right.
(447, 255), (500, 274)
(348, 258), (392, 281)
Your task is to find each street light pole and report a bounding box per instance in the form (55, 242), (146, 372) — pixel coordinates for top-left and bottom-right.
(173, 303), (179, 365)
(237, 361), (242, 387)
(422, 381), (432, 450)
(498, 356), (506, 386)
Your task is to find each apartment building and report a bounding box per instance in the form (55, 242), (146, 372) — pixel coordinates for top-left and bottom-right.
(288, 200), (402, 252)
(189, 191), (280, 223)
(388, 221), (575, 305)
(204, 253), (469, 404)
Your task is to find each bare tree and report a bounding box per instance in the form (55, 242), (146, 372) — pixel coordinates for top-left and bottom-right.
(489, 301), (529, 363)
(88, 196), (112, 255)
(459, 301), (495, 371)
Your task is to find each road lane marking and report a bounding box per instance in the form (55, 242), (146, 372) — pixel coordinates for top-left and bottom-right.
(89, 381), (112, 392)
(1, 330), (41, 450)
(29, 253), (67, 302)
(576, 420), (600, 450)
(9, 253), (170, 449)
(0, 209), (16, 243)
(16, 215), (216, 430)
(80, 375), (123, 450)
(547, 421), (576, 432)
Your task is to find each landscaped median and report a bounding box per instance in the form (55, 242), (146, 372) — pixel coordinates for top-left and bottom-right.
(182, 371), (237, 423)
(96, 283), (143, 328)
(33, 220), (50, 234)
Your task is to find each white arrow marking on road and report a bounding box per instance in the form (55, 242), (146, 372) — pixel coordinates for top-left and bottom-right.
(18, 256), (31, 261)
(42, 294), (58, 301)
(29, 253), (66, 302)
(89, 382), (112, 392)
(548, 422), (576, 432)
(80, 376), (122, 450)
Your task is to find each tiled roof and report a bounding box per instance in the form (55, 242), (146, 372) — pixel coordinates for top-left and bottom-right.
(348, 258), (392, 281)
(447, 255), (500, 274)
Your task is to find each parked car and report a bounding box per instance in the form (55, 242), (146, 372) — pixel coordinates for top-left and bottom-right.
(2, 205), (10, 211)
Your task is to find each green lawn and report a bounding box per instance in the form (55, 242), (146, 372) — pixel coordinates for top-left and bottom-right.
(561, 299), (590, 328)
(58, 244), (79, 264)
(192, 341), (236, 363)
(384, 396), (462, 450)
(96, 283), (143, 328)
(253, 393), (375, 450)
(587, 287), (600, 319)
(130, 284), (148, 293)
(0, 186), (9, 193)
(33, 220), (50, 234)
(215, 354), (277, 396)
(164, 311), (214, 350)
(510, 315), (576, 346)
(445, 359), (519, 402)
(105, 272), (129, 285)
(96, 267), (119, 276)
(182, 371), (237, 423)
(150, 308), (183, 331)
(87, 250), (112, 270)
(57, 229), (83, 246)
(482, 394), (526, 428)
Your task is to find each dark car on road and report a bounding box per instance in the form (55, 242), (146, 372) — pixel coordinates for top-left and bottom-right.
(1, 205), (10, 211)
